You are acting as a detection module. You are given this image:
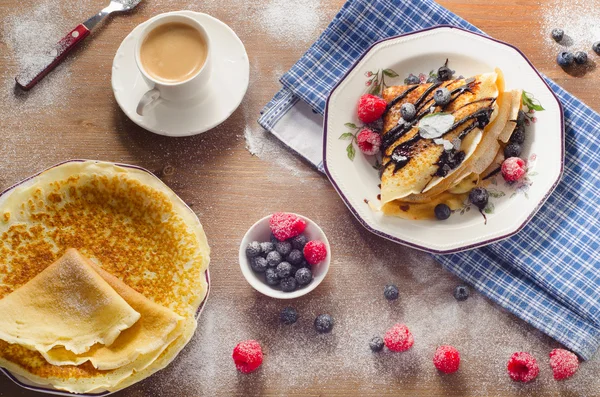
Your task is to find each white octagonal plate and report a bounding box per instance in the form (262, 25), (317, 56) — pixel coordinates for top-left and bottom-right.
(323, 26), (564, 254)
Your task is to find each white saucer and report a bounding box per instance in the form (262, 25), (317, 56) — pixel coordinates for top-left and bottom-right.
(111, 11), (249, 137)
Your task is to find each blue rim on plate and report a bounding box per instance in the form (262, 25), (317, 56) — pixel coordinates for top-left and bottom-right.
(322, 25), (565, 255)
(0, 160), (211, 396)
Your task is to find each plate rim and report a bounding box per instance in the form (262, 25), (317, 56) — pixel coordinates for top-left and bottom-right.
(0, 159), (211, 396)
(322, 24), (565, 254)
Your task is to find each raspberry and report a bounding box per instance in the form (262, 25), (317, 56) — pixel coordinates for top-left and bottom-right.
(232, 340), (263, 374)
(269, 212), (307, 241)
(433, 345), (460, 374)
(357, 94), (387, 123)
(384, 324), (414, 352)
(303, 240), (327, 265)
(507, 352), (539, 382)
(356, 128), (382, 155)
(501, 157), (526, 182)
(549, 349), (579, 380)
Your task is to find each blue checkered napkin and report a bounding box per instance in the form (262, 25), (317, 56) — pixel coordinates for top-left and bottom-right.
(258, 0), (600, 359)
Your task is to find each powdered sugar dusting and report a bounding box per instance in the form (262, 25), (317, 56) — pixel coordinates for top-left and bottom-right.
(259, 0), (325, 43)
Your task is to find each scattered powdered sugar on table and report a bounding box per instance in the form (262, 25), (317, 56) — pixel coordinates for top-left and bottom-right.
(540, 0), (600, 58)
(258, 0), (325, 43)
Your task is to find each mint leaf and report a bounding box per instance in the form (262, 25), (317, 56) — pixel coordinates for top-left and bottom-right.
(522, 91), (545, 111)
(346, 143), (356, 160)
(383, 69), (399, 78)
(344, 122), (358, 129)
(339, 132), (354, 140)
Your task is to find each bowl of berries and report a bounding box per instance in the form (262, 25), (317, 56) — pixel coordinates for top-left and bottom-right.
(239, 212), (331, 299)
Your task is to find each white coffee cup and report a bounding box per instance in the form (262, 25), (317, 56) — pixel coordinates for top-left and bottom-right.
(135, 14), (212, 116)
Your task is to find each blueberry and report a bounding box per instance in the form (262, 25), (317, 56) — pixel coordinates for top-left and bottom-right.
(276, 262), (293, 279)
(426, 75), (439, 84)
(266, 251), (283, 267)
(280, 277), (297, 292)
(287, 249), (304, 266)
(504, 143), (522, 158)
(275, 241), (292, 256)
(593, 42), (600, 55)
(299, 260), (311, 269)
(265, 268), (280, 286)
(295, 267), (312, 286)
(434, 203), (451, 220)
(510, 125), (525, 144)
(400, 103), (417, 121)
(405, 74), (420, 85)
(250, 256), (268, 273)
(314, 314), (334, 333)
(574, 51), (588, 65)
(437, 65), (453, 81)
(551, 28), (564, 42)
(383, 284), (399, 300)
(469, 188), (489, 210)
(246, 241), (261, 258)
(454, 285), (470, 301)
(433, 87), (451, 106)
(516, 110), (526, 127)
(260, 241), (275, 256)
(557, 51), (574, 67)
(280, 307), (298, 325)
(290, 234), (308, 250)
(369, 336), (384, 352)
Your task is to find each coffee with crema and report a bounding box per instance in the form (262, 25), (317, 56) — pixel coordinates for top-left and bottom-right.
(140, 22), (208, 83)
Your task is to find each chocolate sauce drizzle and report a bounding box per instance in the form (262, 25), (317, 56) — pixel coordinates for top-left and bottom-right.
(382, 85), (420, 117)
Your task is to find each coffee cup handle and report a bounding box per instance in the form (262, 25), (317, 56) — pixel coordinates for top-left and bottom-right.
(136, 88), (163, 116)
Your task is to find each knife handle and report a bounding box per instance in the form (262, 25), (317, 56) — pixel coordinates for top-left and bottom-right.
(15, 24), (90, 91)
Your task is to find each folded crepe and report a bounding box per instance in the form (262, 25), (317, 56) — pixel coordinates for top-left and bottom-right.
(0, 249), (140, 355)
(41, 249), (184, 371)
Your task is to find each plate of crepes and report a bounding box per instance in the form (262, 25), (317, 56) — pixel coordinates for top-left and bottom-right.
(323, 25), (564, 254)
(0, 160), (210, 395)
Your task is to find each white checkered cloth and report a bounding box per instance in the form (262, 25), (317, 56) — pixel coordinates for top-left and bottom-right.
(258, 0), (600, 359)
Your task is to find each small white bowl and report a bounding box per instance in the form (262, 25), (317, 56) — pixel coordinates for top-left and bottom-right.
(239, 213), (331, 299)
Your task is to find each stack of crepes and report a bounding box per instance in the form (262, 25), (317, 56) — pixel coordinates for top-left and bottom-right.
(378, 68), (523, 219)
(0, 161), (210, 394)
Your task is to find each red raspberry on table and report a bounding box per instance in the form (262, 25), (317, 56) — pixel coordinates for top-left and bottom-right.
(232, 340), (263, 374)
(356, 128), (382, 156)
(384, 323), (414, 352)
(501, 157), (526, 182)
(433, 345), (461, 374)
(549, 348), (579, 380)
(357, 94), (387, 123)
(269, 212), (307, 241)
(507, 352), (539, 382)
(303, 240), (327, 265)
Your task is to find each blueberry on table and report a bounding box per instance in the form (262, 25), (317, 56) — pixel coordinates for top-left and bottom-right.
(454, 285), (470, 301)
(266, 251), (283, 267)
(592, 41), (600, 55)
(369, 336), (385, 352)
(275, 241), (292, 256)
(433, 87), (451, 106)
(504, 143), (522, 159)
(295, 267), (313, 286)
(557, 51), (574, 67)
(434, 204), (451, 220)
(276, 262), (293, 279)
(280, 307), (298, 325)
(265, 268), (280, 286)
(246, 241), (262, 258)
(510, 125), (525, 144)
(280, 276), (297, 292)
(314, 314), (334, 333)
(400, 103), (416, 121)
(384, 284), (399, 300)
(469, 188), (489, 210)
(551, 28), (564, 42)
(574, 51), (588, 65)
(250, 257), (268, 273)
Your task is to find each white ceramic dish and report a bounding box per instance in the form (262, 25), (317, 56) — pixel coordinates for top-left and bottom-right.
(323, 25), (564, 254)
(0, 160), (211, 396)
(239, 214), (330, 299)
(112, 11), (249, 137)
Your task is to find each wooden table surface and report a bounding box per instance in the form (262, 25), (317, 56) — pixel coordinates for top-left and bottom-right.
(0, 0), (599, 396)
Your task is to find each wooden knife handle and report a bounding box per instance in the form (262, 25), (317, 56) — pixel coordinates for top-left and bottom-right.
(15, 24), (90, 91)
